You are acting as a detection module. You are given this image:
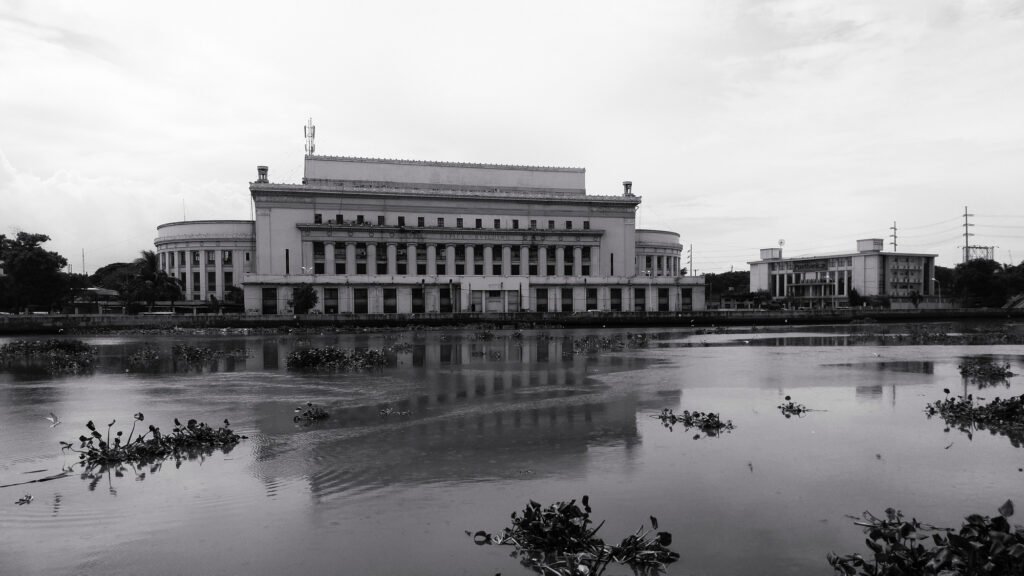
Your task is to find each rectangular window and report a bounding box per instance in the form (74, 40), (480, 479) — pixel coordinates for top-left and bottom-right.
(535, 288), (548, 313)
(207, 251), (216, 264)
(634, 288), (646, 312)
(412, 288), (425, 313)
(417, 217), (425, 228)
(548, 220), (554, 230)
(658, 288), (669, 312)
(314, 213), (323, 224)
(261, 287), (277, 314)
(512, 219), (519, 229)
(492, 263), (501, 275)
(336, 214), (343, 224)
(494, 219), (501, 229)
(398, 216), (406, 227)
(207, 271), (216, 292)
(356, 215), (364, 224)
(530, 220), (537, 229)
(565, 221), (572, 230)
(475, 219), (482, 229)
(314, 262), (325, 274)
(586, 288), (598, 310)
(383, 288), (397, 313)
(561, 288), (573, 313)
(324, 288), (338, 314)
(179, 251), (185, 264)
(457, 218), (464, 228)
(224, 271), (233, 287)
(610, 253), (614, 275)
(223, 251), (233, 264)
(313, 242), (324, 257)
(474, 263), (484, 275)
(285, 249), (290, 274)
(192, 251), (200, 265)
(169, 252), (175, 267)
(377, 215), (385, 226)
(610, 288), (622, 311)
(437, 217), (444, 227)
(193, 271), (200, 291)
(583, 221), (590, 230)
(353, 288), (368, 313)
(335, 262), (345, 274)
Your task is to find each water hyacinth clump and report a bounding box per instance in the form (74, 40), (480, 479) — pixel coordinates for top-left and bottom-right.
(472, 496), (679, 576)
(286, 347), (389, 370)
(654, 408), (735, 438)
(926, 391), (1024, 447)
(827, 500), (1024, 576)
(61, 413), (244, 467)
(959, 357), (1015, 384)
(569, 333), (652, 356)
(778, 395), (812, 418)
(126, 345), (161, 371)
(172, 344), (250, 367)
(293, 402), (330, 424)
(0, 339), (96, 375)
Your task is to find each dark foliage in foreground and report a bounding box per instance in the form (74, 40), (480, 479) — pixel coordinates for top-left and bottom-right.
(828, 500), (1024, 576)
(473, 496), (679, 576)
(0, 339), (96, 374)
(61, 412), (244, 467)
(926, 391), (1024, 447)
(286, 347), (389, 370)
(653, 408), (734, 438)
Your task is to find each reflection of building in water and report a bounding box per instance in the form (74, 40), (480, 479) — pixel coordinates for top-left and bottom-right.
(155, 126), (706, 313)
(750, 239), (938, 309)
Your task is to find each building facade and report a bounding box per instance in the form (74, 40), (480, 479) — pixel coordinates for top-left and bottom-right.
(748, 239), (937, 308)
(156, 152), (705, 314)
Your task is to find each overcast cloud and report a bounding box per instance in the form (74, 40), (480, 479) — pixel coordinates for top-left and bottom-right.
(2, 0), (1023, 274)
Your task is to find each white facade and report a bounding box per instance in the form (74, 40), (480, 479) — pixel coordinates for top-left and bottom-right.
(156, 153), (705, 314)
(749, 239), (937, 308)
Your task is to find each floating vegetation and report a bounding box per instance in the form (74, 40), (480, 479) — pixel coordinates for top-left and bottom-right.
(15, 494), (33, 505)
(126, 345), (161, 371)
(959, 357), (1015, 385)
(472, 496), (679, 576)
(569, 333), (652, 356)
(60, 412), (244, 468)
(926, 391), (1024, 447)
(387, 342), (413, 353)
(0, 339), (96, 375)
(294, 402), (330, 424)
(827, 500), (1024, 576)
(860, 326), (1024, 347)
(378, 407), (411, 417)
(778, 395), (813, 418)
(285, 347), (389, 370)
(172, 344), (250, 367)
(653, 408), (734, 438)
(475, 330), (495, 341)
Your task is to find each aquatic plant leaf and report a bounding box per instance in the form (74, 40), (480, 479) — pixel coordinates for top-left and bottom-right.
(650, 516), (658, 530)
(999, 499), (1014, 518)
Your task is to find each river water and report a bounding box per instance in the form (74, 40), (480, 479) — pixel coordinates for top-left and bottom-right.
(1, 324), (1023, 575)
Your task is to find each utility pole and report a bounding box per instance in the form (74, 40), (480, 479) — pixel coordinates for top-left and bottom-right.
(687, 244), (693, 277)
(962, 206), (974, 264)
(889, 221), (897, 252)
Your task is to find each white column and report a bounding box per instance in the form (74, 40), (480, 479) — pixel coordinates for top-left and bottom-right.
(520, 246), (529, 276)
(502, 245), (512, 276)
(387, 243), (397, 275)
(346, 243), (356, 275)
(199, 251), (209, 300)
(301, 241), (313, 272)
(446, 245), (456, 275)
(185, 252), (193, 299)
(555, 246), (565, 276)
(427, 244), (437, 275)
(214, 250), (224, 298)
(538, 246), (548, 276)
(590, 245), (601, 276)
(573, 246), (582, 277)
(483, 245), (493, 275)
(465, 245), (475, 275)
(324, 242), (335, 275)
(367, 243), (377, 275)
(408, 242), (418, 276)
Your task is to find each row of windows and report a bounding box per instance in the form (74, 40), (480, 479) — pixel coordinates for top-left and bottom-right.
(164, 250), (250, 268)
(313, 213), (591, 231)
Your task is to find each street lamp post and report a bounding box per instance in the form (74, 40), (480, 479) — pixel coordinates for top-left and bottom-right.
(932, 277), (941, 303)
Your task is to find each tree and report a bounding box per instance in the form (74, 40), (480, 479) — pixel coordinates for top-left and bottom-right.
(131, 250), (181, 310)
(953, 259), (1007, 308)
(288, 284), (318, 314)
(0, 232), (70, 312)
(848, 288), (864, 307)
(910, 290), (922, 309)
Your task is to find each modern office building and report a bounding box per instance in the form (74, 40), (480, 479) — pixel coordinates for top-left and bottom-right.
(748, 239), (937, 308)
(156, 148), (705, 314)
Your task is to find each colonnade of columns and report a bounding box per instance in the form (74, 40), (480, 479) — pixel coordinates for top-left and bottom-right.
(161, 248), (245, 301)
(302, 240), (602, 277)
(638, 253), (683, 276)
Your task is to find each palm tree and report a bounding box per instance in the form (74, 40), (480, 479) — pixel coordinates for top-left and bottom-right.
(133, 250), (181, 311)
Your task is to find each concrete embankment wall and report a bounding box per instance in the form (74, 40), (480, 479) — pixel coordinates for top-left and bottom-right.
(1, 309), (1022, 335)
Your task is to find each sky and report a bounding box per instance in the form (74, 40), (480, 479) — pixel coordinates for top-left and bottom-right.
(2, 0), (1023, 275)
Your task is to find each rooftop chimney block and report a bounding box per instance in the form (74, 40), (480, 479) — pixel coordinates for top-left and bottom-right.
(257, 166), (269, 183)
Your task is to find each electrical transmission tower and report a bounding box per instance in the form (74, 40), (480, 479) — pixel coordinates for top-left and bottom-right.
(889, 221), (897, 252)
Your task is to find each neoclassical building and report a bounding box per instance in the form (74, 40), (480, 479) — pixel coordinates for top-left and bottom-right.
(156, 150), (705, 314)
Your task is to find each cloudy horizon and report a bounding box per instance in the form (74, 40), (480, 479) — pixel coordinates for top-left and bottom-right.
(3, 0), (1023, 275)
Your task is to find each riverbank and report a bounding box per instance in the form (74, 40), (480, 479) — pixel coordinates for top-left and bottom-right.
(1, 308), (1021, 335)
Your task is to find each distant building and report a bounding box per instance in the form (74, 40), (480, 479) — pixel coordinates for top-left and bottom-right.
(155, 150), (705, 314)
(748, 239), (938, 309)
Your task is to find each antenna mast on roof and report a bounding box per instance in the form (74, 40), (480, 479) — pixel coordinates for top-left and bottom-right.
(304, 118), (316, 156)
